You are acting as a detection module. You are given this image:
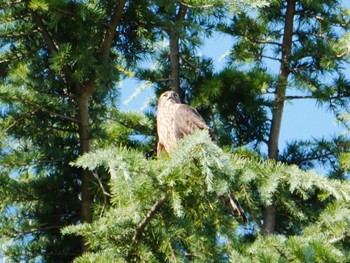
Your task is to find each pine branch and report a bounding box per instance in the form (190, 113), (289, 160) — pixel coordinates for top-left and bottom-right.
(92, 171), (111, 218)
(29, 10), (79, 92)
(261, 54), (282, 62)
(285, 95), (315, 100)
(0, 29), (40, 39)
(14, 224), (61, 236)
(250, 38), (282, 46)
(0, 92), (79, 123)
(295, 10), (350, 27)
(286, 95), (350, 100)
(329, 233), (350, 244)
(50, 7), (111, 28)
(29, 11), (58, 53)
(177, 1), (216, 9)
(132, 195), (167, 242)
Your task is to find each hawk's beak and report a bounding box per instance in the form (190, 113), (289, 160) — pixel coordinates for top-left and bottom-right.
(168, 92), (178, 101)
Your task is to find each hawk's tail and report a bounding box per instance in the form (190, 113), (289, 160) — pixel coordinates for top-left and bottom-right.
(220, 193), (247, 225)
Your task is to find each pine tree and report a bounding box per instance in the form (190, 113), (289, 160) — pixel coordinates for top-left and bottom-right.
(219, 0), (350, 234)
(137, 0), (270, 99)
(0, 0), (155, 260)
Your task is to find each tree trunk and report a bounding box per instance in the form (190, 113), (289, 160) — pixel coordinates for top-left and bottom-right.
(77, 94), (93, 250)
(264, 0), (296, 235)
(167, 4), (187, 95)
(169, 33), (181, 94)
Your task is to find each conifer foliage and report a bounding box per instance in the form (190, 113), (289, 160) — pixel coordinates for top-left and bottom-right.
(65, 131), (350, 262)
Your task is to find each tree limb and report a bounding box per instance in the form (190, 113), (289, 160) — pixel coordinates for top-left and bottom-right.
(99, 0), (127, 63)
(177, 1), (216, 9)
(92, 171), (111, 218)
(295, 10), (350, 27)
(132, 195), (167, 242)
(250, 38), (282, 46)
(29, 9), (79, 93)
(285, 95), (315, 100)
(261, 55), (282, 62)
(0, 92), (79, 123)
(30, 11), (58, 53)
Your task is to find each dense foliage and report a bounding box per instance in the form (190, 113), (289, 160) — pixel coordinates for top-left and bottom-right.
(65, 131), (350, 262)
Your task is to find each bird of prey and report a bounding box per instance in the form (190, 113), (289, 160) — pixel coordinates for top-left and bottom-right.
(156, 90), (214, 155)
(156, 90), (247, 224)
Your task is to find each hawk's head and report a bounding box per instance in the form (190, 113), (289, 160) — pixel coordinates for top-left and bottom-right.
(158, 91), (181, 106)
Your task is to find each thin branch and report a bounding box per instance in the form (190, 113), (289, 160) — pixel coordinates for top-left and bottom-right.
(0, 29), (40, 39)
(286, 95), (315, 100)
(250, 38), (282, 46)
(1, 158), (66, 169)
(242, 186), (260, 227)
(0, 92), (79, 123)
(30, 11), (58, 53)
(1, 115), (27, 134)
(181, 56), (200, 72)
(177, 0), (243, 9)
(177, 1), (216, 9)
(132, 195), (167, 242)
(329, 233), (350, 244)
(295, 10), (350, 27)
(14, 224), (61, 236)
(30, 10), (78, 92)
(261, 55), (282, 62)
(286, 95), (350, 100)
(92, 171), (111, 218)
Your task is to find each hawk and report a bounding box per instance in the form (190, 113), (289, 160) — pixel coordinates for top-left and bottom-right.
(156, 90), (247, 224)
(156, 90), (214, 155)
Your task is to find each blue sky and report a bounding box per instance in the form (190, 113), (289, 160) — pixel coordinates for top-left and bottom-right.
(119, 1), (350, 155)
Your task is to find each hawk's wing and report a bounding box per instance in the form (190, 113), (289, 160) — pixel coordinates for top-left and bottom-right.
(174, 104), (210, 138)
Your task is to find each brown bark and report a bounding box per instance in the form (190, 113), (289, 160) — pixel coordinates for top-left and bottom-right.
(77, 95), (93, 221)
(76, 94), (94, 251)
(264, 0), (296, 235)
(99, 0), (127, 62)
